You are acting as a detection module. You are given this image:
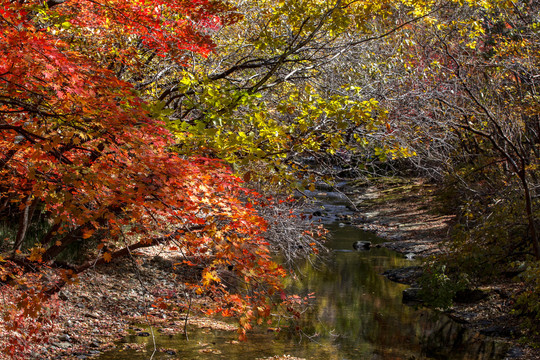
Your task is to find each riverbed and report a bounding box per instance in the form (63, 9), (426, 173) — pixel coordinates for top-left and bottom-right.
(96, 220), (507, 360)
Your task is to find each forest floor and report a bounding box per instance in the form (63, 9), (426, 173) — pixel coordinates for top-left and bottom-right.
(28, 246), (301, 360)
(350, 178), (539, 360)
(27, 246), (235, 359)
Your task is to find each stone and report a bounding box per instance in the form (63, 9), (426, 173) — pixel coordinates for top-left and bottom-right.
(353, 241), (371, 250)
(505, 347), (525, 359)
(53, 342), (72, 350)
(356, 215), (368, 223)
(453, 289), (489, 304)
(85, 312), (100, 319)
(383, 266), (423, 285)
(58, 291), (69, 301)
(402, 287), (423, 304)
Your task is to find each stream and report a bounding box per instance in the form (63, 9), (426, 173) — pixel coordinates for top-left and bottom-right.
(96, 192), (508, 360)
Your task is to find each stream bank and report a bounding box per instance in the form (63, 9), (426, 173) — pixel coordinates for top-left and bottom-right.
(342, 178), (538, 360)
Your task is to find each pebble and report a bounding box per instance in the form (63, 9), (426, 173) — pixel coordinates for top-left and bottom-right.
(53, 341), (72, 350)
(85, 312), (100, 319)
(505, 347), (524, 359)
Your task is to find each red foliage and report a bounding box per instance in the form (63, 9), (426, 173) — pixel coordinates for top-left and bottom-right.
(0, 0), (285, 356)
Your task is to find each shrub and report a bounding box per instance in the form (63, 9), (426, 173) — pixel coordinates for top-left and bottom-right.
(513, 262), (540, 339)
(419, 262), (469, 310)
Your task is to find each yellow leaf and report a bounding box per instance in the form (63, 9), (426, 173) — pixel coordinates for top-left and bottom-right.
(202, 270), (220, 286)
(28, 247), (45, 262)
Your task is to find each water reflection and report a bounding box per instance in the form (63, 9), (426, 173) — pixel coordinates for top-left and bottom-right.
(97, 225), (507, 360)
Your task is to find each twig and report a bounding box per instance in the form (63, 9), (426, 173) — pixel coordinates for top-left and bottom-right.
(184, 293), (192, 341)
(148, 326), (157, 360)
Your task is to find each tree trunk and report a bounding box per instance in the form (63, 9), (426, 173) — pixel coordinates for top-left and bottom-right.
(12, 196), (38, 254)
(42, 224), (86, 261)
(519, 171), (539, 260)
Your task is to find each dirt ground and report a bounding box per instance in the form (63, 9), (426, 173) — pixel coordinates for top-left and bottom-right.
(23, 245), (306, 360)
(353, 180), (454, 257)
(18, 245), (241, 359)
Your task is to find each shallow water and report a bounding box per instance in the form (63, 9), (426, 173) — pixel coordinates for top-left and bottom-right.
(96, 223), (507, 360)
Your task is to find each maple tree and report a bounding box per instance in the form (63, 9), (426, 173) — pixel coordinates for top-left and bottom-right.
(0, 0), (298, 357)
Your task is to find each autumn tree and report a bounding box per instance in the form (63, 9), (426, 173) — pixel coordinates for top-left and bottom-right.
(0, 0), (301, 356)
(327, 1), (540, 320)
(5, 0), (539, 355)
(377, 0), (540, 262)
(134, 0), (424, 188)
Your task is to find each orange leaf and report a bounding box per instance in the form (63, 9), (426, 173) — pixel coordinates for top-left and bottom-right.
(103, 252), (112, 263)
(82, 229), (95, 239)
